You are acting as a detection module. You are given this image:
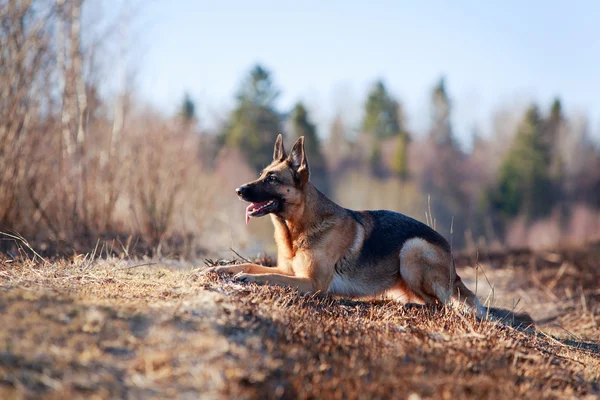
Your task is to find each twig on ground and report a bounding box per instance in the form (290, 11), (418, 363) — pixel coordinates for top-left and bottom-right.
(117, 262), (157, 271)
(0, 231), (48, 265)
(229, 248), (251, 263)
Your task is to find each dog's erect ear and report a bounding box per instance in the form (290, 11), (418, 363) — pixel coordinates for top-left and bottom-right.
(288, 136), (309, 182)
(273, 134), (286, 161)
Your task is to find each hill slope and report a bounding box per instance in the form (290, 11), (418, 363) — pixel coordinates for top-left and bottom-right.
(0, 252), (598, 399)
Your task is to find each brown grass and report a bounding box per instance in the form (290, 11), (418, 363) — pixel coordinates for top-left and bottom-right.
(0, 248), (598, 399)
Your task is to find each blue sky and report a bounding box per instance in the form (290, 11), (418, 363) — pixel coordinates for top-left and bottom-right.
(131, 0), (600, 147)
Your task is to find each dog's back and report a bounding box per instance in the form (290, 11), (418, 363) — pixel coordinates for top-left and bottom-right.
(349, 209), (451, 262)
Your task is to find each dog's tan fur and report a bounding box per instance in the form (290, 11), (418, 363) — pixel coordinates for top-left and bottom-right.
(205, 135), (484, 315)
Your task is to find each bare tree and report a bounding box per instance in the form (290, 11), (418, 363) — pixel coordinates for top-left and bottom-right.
(0, 1), (54, 227)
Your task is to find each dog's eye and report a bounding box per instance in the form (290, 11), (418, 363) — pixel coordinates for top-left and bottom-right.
(266, 174), (278, 183)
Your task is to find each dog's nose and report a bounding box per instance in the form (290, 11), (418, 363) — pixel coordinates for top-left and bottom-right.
(235, 186), (245, 197)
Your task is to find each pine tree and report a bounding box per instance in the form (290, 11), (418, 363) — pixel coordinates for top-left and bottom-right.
(222, 65), (283, 171)
(369, 136), (383, 174)
(421, 77), (469, 246)
(361, 80), (409, 176)
(392, 133), (409, 179)
(179, 92), (197, 123)
(290, 102), (330, 194)
(543, 98), (565, 181)
(362, 80), (403, 139)
(490, 104), (555, 220)
(429, 77), (455, 147)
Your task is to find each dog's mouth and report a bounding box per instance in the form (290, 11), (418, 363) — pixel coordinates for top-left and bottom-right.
(245, 199), (279, 224)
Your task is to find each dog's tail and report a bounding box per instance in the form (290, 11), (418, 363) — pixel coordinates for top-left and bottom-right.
(451, 275), (535, 330)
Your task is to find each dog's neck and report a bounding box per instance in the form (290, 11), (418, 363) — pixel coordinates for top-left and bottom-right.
(279, 182), (343, 242)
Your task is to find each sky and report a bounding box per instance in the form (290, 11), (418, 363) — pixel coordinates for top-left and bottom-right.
(126, 0), (600, 147)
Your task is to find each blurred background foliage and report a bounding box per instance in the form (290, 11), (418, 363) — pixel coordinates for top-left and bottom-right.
(1, 1), (599, 258)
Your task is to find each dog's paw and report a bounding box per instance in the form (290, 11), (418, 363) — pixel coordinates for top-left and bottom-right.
(233, 273), (260, 284)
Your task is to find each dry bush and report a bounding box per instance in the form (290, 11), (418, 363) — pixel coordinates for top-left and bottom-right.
(10, 101), (224, 258)
(123, 111), (199, 249)
(0, 1), (222, 257)
(0, 0), (126, 247)
(0, 1), (54, 229)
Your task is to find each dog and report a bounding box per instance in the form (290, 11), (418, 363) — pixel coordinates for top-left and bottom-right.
(204, 134), (531, 322)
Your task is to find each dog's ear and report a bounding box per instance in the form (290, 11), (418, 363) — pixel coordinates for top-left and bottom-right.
(273, 134), (286, 161)
(288, 136), (309, 182)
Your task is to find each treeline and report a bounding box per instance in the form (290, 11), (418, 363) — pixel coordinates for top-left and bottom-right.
(214, 65), (600, 250)
(1, 1), (599, 257)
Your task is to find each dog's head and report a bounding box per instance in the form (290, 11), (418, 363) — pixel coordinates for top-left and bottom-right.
(236, 134), (310, 223)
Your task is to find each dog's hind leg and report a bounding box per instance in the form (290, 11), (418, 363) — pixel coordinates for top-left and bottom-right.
(399, 238), (451, 303)
(399, 239), (485, 317)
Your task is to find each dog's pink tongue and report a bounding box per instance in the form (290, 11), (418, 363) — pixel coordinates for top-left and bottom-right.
(245, 204), (251, 225)
(245, 201), (271, 224)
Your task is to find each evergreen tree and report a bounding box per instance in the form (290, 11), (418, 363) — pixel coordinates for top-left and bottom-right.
(361, 80), (409, 176)
(222, 65), (283, 171)
(489, 104), (555, 220)
(392, 133), (409, 179)
(290, 102), (330, 194)
(429, 77), (455, 147)
(543, 98), (565, 181)
(179, 92), (197, 123)
(421, 77), (469, 245)
(369, 136), (383, 174)
(362, 80), (403, 139)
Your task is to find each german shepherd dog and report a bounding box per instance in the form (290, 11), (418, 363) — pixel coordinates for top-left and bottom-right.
(204, 135), (512, 319)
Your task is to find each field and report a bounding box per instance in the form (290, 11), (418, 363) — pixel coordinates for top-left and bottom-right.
(0, 244), (599, 399)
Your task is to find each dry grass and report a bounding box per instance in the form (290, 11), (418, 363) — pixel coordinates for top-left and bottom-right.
(0, 248), (599, 399)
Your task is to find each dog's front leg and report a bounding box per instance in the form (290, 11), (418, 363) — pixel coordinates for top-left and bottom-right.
(234, 273), (316, 293)
(201, 263), (280, 276)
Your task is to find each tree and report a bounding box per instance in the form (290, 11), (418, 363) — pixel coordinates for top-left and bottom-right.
(179, 92), (197, 123)
(289, 102), (330, 194)
(489, 104), (555, 220)
(362, 80), (404, 139)
(222, 64), (283, 171)
(542, 97), (565, 181)
(361, 80), (409, 176)
(420, 77), (469, 245)
(392, 133), (409, 179)
(429, 77), (455, 147)
(369, 136), (383, 175)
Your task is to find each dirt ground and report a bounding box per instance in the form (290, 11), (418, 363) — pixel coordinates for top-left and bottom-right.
(0, 244), (599, 399)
